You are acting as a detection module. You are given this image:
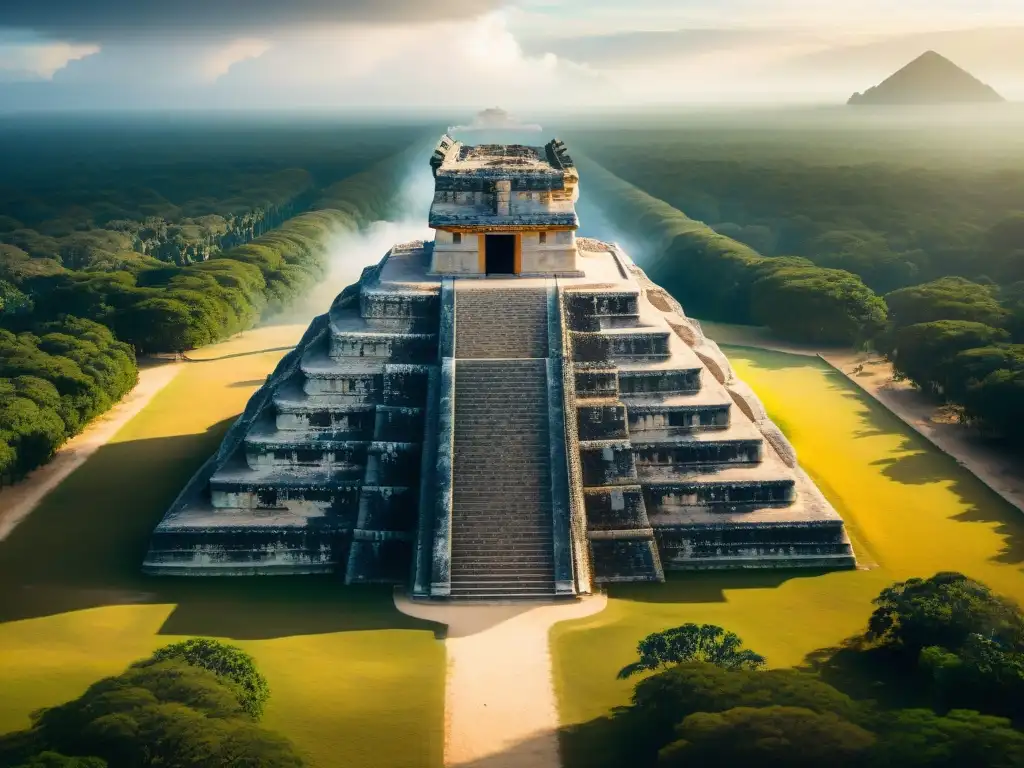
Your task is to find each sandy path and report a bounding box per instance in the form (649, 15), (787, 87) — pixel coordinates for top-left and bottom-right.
(0, 362), (182, 541)
(396, 594), (607, 768)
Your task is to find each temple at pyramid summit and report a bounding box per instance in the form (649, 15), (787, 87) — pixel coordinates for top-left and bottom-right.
(143, 134), (855, 598)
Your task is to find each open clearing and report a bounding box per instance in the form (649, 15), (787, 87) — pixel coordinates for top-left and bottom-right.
(552, 346), (1024, 766)
(0, 323), (446, 768)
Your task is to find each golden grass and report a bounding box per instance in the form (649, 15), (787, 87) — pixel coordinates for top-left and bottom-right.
(0, 324), (445, 768)
(552, 346), (1024, 732)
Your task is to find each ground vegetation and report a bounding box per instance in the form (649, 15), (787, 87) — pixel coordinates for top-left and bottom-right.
(0, 640), (302, 768)
(567, 574), (1024, 768)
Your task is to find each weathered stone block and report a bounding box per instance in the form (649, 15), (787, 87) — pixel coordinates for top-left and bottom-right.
(574, 369), (618, 397)
(627, 405), (730, 433)
(577, 403), (628, 441)
(589, 538), (663, 583)
(644, 480), (795, 512)
(633, 440), (762, 468)
(144, 525), (351, 576)
(584, 486), (648, 530)
(580, 442), (637, 485)
(619, 369), (699, 395)
(345, 538), (414, 584)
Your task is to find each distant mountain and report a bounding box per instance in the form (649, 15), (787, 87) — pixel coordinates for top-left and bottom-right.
(448, 107), (542, 133)
(849, 51), (1005, 105)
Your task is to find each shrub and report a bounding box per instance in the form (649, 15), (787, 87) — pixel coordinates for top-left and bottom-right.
(142, 638), (271, 720)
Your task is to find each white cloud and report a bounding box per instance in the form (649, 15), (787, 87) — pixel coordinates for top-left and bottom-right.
(215, 12), (604, 108)
(4, 3), (1022, 108)
(0, 39), (98, 79)
(201, 38), (273, 82)
(512, 0), (1024, 38)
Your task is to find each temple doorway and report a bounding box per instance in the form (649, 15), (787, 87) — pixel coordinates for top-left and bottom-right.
(485, 234), (515, 275)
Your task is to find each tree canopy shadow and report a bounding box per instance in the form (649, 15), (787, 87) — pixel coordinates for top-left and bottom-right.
(723, 347), (1024, 568)
(558, 707), (651, 768)
(718, 343), (823, 371)
(183, 345), (295, 362)
(797, 636), (932, 712)
(610, 568), (833, 604)
(0, 418), (440, 640)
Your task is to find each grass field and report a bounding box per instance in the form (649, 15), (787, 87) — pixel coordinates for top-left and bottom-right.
(0, 324), (446, 768)
(552, 346), (1024, 761)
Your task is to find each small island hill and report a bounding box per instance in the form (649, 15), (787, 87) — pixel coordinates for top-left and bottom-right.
(143, 135), (855, 599)
(850, 50), (1005, 105)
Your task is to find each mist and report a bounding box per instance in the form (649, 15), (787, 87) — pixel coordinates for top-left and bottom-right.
(266, 159), (435, 326)
(574, 177), (651, 263)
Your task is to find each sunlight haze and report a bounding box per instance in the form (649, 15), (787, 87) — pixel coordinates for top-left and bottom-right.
(0, 0), (1022, 110)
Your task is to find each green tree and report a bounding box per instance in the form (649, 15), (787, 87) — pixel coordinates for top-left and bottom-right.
(143, 638), (271, 719)
(628, 661), (865, 757)
(987, 214), (1024, 284)
(888, 321), (1009, 395)
(809, 229), (916, 294)
(962, 368), (1024, 445)
(0, 243), (64, 281)
(750, 265), (888, 345)
(868, 572), (1024, 655)
(0, 279), (33, 317)
(0, 318), (136, 484)
(0, 391), (67, 478)
(920, 634), (1024, 718)
(948, 345), (1024, 400)
(113, 296), (210, 353)
(3, 660), (301, 768)
(618, 624), (766, 679)
(658, 706), (875, 768)
(872, 708), (1024, 768)
(885, 277), (1010, 330)
(632, 662), (863, 722)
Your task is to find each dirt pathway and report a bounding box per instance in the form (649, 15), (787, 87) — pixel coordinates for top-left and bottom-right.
(0, 362), (182, 541)
(395, 594), (607, 768)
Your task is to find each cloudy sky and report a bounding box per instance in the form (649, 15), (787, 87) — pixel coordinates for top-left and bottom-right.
(0, 0), (1022, 110)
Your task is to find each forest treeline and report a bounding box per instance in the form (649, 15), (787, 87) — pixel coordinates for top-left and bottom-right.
(0, 168), (314, 270)
(881, 277), (1024, 441)
(0, 318), (136, 484)
(577, 132), (1024, 297)
(577, 156), (1024, 447)
(0, 127), (426, 485)
(2, 154), (414, 354)
(0, 119), (425, 270)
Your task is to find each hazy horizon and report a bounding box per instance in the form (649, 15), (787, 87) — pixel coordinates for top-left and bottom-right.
(1, 2), (1023, 112)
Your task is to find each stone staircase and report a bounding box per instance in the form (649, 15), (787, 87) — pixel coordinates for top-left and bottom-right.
(448, 284), (557, 599)
(455, 286), (549, 359)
